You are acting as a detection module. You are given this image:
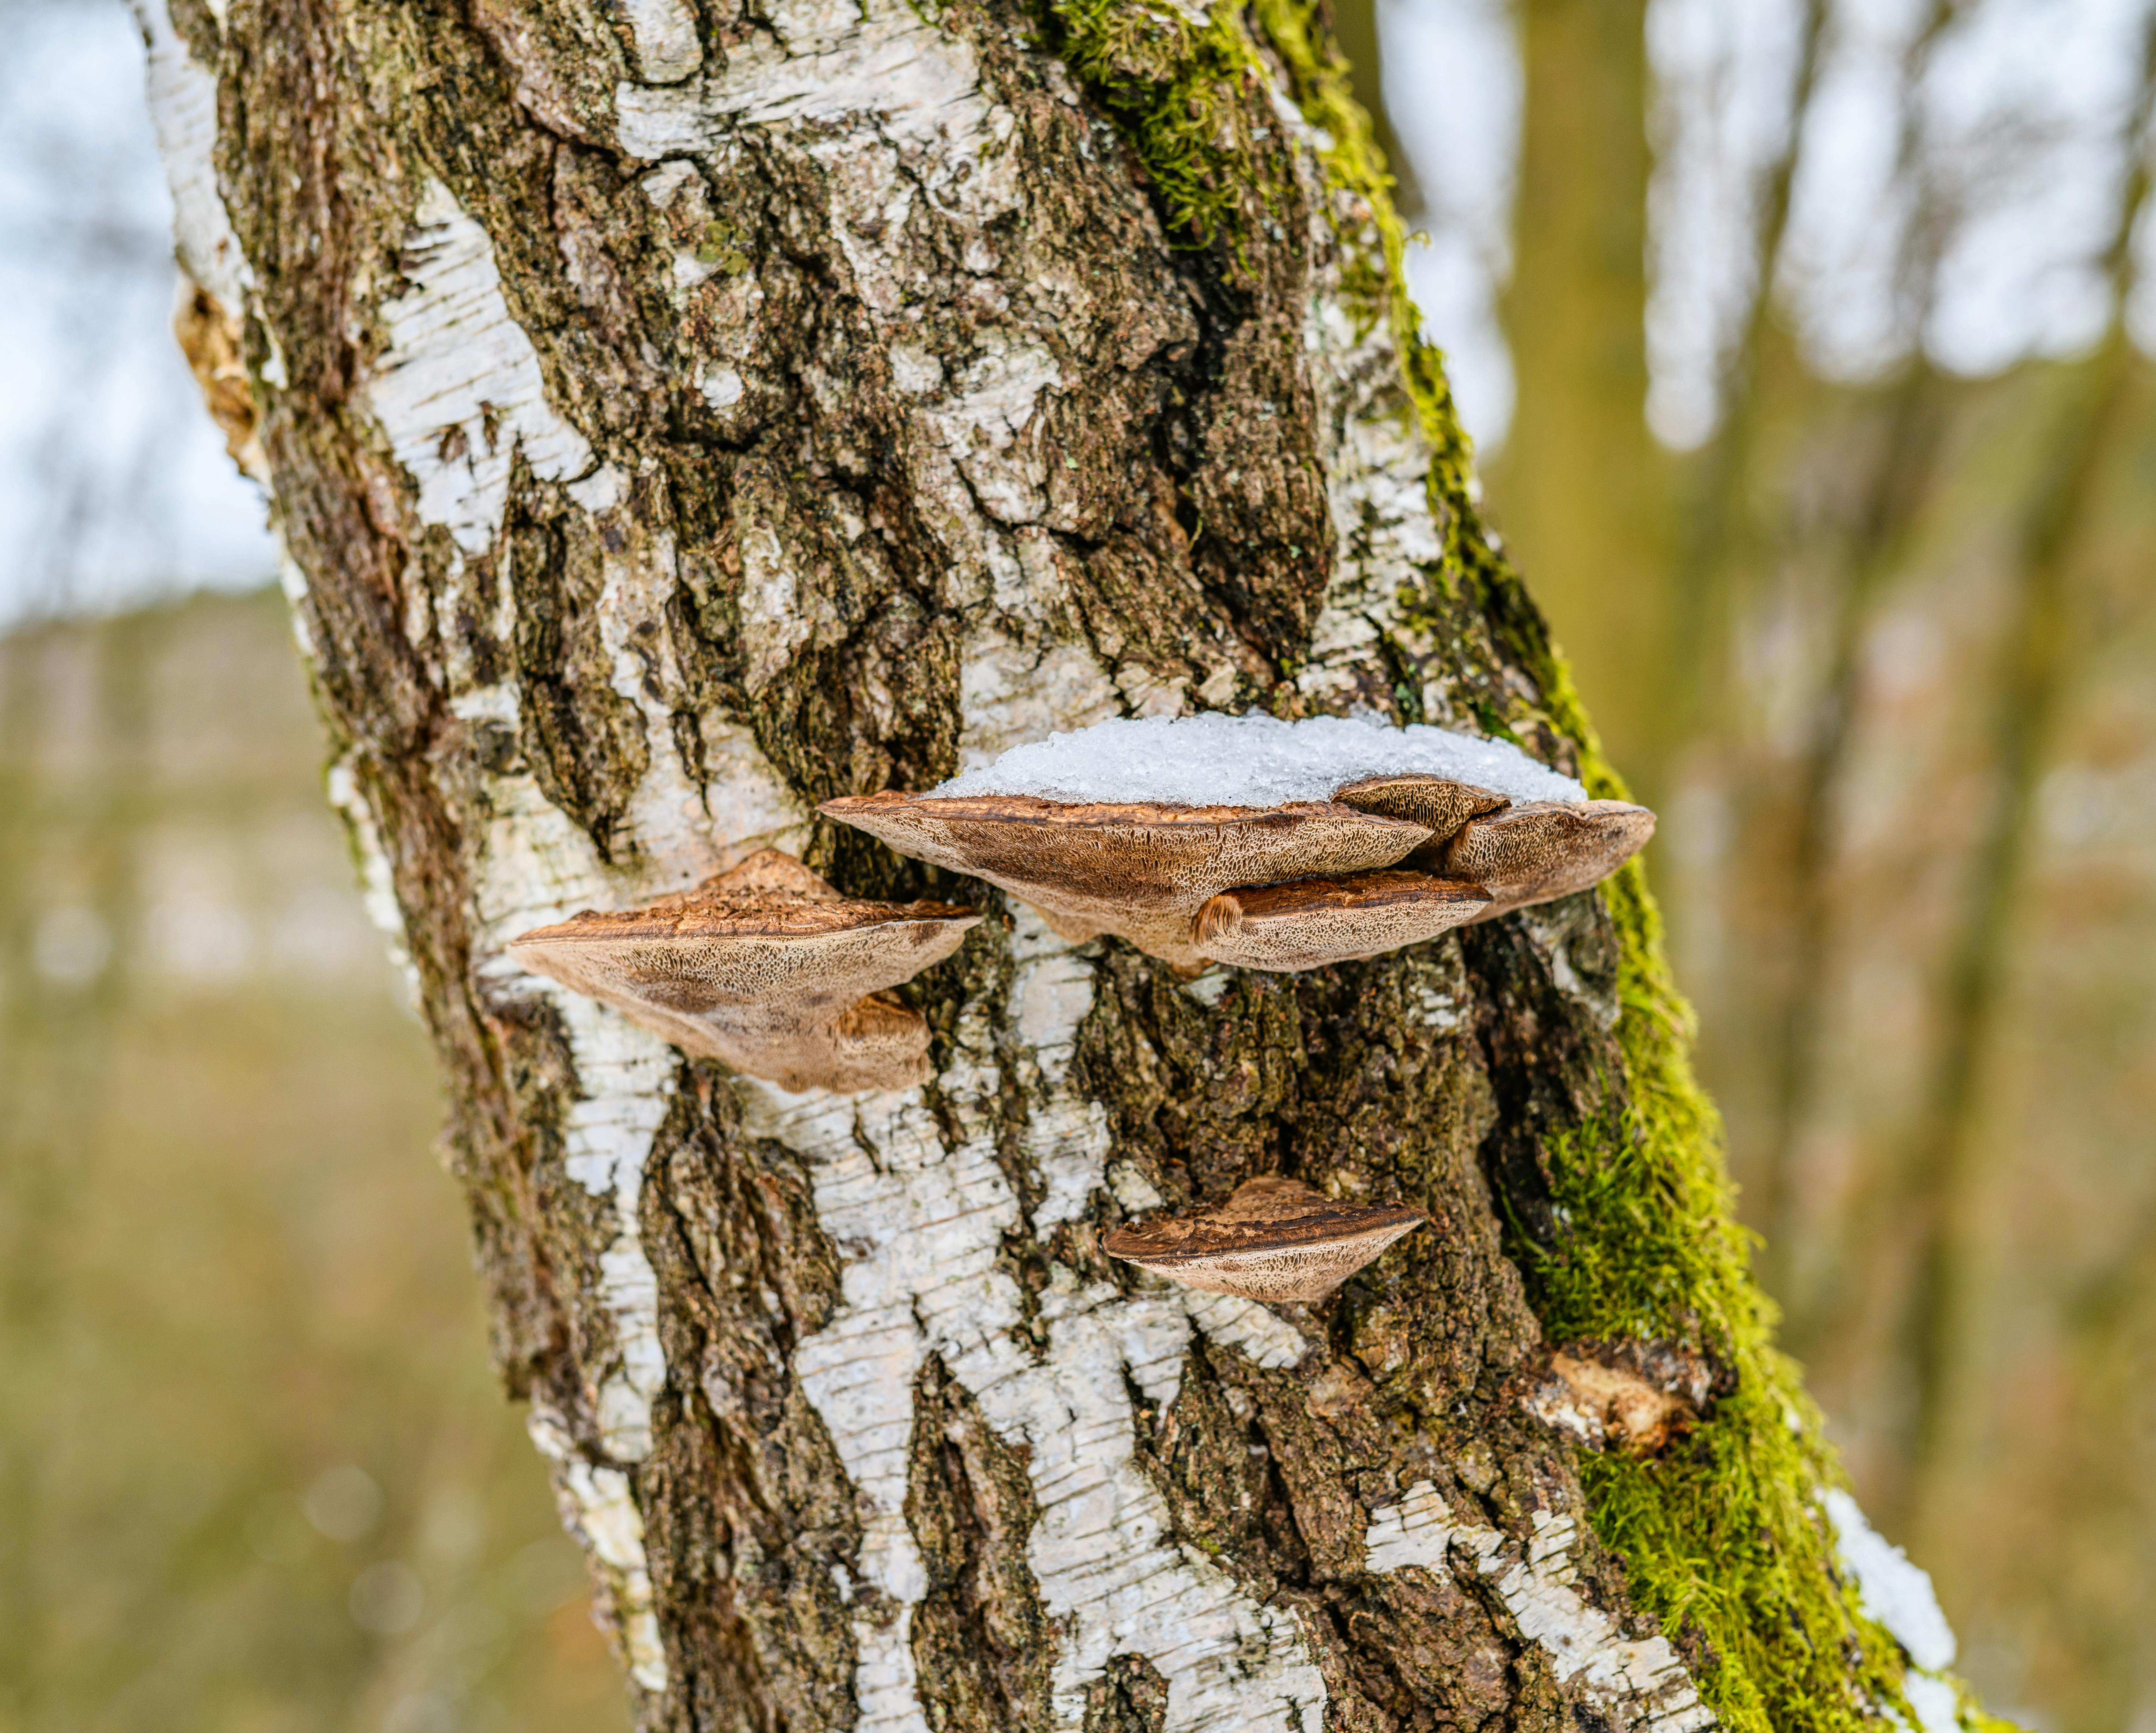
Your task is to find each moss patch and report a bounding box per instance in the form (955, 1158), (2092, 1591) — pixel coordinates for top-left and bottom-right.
(1523, 860), (1909, 1730)
(1034, 0), (1292, 253)
(1041, 1), (1986, 1728)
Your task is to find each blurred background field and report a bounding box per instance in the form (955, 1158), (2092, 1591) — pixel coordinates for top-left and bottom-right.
(0, 595), (628, 1732)
(1, 0), (2153, 1728)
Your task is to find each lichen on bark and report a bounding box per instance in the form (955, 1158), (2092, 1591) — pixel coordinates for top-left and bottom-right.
(131, 0), (1987, 1725)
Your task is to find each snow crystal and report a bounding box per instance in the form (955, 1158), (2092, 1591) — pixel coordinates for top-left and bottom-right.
(930, 713), (1587, 808)
(1903, 1671), (1961, 1733)
(1822, 1489), (1958, 1673)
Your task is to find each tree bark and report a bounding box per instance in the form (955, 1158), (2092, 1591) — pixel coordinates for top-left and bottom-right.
(132, 0), (1959, 1729)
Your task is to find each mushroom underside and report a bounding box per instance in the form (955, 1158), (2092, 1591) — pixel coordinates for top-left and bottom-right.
(819, 790), (1436, 971)
(533, 977), (936, 1095)
(1193, 869), (1492, 971)
(1102, 1176), (1429, 1305)
(505, 850), (981, 1094)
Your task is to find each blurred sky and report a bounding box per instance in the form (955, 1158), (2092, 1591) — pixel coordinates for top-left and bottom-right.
(0, 0), (2149, 620)
(0, 0), (273, 631)
(1393, 0), (2156, 449)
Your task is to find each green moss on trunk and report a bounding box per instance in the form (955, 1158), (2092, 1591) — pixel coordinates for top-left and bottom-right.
(1037, 2), (1965, 1727)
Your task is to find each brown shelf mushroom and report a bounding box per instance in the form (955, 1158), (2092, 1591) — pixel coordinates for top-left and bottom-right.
(822, 765), (1654, 969)
(818, 791), (1434, 972)
(505, 849), (979, 1094)
(1433, 800), (1656, 924)
(1192, 870), (1491, 971)
(1332, 772), (1509, 836)
(1101, 1176), (1428, 1304)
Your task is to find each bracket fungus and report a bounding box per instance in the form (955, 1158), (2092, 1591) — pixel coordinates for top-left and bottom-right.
(1102, 1176), (1429, 1304)
(1192, 869), (1492, 971)
(820, 714), (1653, 972)
(1433, 800), (1659, 925)
(505, 849), (979, 1094)
(817, 790), (1442, 971)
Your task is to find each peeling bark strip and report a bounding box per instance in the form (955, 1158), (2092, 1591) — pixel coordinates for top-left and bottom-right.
(133, 0), (1967, 1728)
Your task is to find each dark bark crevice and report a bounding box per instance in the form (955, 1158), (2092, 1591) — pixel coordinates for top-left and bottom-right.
(905, 1356), (1057, 1733)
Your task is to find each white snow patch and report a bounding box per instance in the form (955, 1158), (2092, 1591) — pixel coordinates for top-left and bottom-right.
(933, 712), (1586, 808)
(1821, 1489), (1958, 1673)
(368, 180), (597, 553)
(740, 907), (1326, 1733)
(1364, 1484), (1714, 1732)
(1904, 1672), (1962, 1733)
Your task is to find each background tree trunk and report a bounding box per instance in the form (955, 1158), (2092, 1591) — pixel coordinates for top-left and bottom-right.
(1490, 0), (1676, 799)
(133, 0), (1951, 1728)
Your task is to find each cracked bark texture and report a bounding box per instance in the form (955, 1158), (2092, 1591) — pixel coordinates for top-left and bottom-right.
(133, 0), (1795, 1727)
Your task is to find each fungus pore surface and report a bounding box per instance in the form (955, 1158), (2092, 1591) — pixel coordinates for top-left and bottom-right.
(1102, 1175), (1430, 1304)
(827, 716), (1653, 967)
(1192, 869), (1491, 970)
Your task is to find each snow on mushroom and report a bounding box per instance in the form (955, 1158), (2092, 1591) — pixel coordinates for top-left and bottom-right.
(505, 849), (979, 1094)
(1102, 1176), (1429, 1304)
(819, 713), (1653, 971)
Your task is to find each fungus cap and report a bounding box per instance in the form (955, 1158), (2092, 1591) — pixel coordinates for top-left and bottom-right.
(1101, 1175), (1428, 1304)
(819, 791), (1432, 971)
(1192, 870), (1491, 972)
(505, 850), (979, 1094)
(1332, 773), (1509, 838)
(1439, 800), (1656, 923)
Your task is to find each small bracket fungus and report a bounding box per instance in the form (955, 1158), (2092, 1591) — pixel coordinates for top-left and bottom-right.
(1435, 800), (1657, 925)
(1332, 772), (1509, 836)
(820, 713), (1655, 972)
(505, 849), (979, 1094)
(1101, 1176), (1428, 1304)
(1192, 870), (1491, 971)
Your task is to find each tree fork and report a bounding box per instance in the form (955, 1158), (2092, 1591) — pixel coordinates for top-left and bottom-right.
(133, 0), (1978, 1726)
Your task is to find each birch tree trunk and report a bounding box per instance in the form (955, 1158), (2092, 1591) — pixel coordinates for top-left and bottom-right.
(133, 0), (1974, 1729)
